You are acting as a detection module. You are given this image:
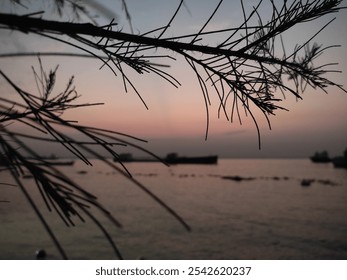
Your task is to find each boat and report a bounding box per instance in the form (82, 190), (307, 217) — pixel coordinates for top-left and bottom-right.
(0, 155), (75, 166)
(0, 157), (74, 167)
(29, 154), (75, 166)
(41, 160), (75, 166)
(115, 152), (218, 165)
(115, 153), (158, 163)
(310, 150), (331, 163)
(331, 148), (347, 169)
(24, 159), (75, 166)
(165, 153), (218, 165)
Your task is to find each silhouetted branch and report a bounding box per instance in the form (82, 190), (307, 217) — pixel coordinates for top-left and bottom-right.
(0, 60), (190, 259)
(1, 0), (345, 143)
(1, 0), (346, 259)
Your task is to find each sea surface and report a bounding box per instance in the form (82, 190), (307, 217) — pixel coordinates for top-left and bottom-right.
(1, 159), (347, 260)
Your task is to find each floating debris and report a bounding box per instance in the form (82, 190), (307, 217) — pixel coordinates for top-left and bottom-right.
(221, 175), (255, 182)
(215, 174), (339, 187)
(317, 179), (338, 186)
(300, 178), (338, 187)
(301, 179), (313, 187)
(134, 173), (158, 177)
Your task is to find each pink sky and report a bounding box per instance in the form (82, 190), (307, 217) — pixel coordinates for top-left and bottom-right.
(1, 0), (347, 158)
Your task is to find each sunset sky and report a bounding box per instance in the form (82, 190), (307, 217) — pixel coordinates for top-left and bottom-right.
(1, 0), (347, 158)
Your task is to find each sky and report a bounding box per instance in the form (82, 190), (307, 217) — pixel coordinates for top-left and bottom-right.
(1, 0), (347, 158)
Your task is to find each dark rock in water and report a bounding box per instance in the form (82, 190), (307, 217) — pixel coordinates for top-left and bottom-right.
(35, 249), (47, 259)
(317, 179), (337, 186)
(301, 179), (313, 187)
(300, 178), (337, 187)
(222, 175), (255, 182)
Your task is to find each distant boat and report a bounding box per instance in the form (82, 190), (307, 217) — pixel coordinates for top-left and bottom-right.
(331, 148), (347, 169)
(165, 153), (218, 165)
(310, 151), (331, 163)
(27, 159), (75, 166)
(115, 153), (157, 163)
(24, 153), (74, 166)
(115, 153), (218, 164)
(0, 156), (74, 167)
(42, 160), (75, 166)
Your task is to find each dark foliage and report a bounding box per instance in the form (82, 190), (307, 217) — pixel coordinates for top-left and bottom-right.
(0, 0), (345, 259)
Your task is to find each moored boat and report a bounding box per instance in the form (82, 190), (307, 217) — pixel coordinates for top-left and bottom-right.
(27, 159), (75, 166)
(42, 160), (75, 166)
(310, 150), (331, 163)
(0, 158), (74, 167)
(115, 153), (158, 163)
(115, 152), (218, 164)
(331, 148), (347, 169)
(165, 153), (218, 164)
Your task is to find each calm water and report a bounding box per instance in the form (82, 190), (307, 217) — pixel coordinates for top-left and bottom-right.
(1, 159), (347, 259)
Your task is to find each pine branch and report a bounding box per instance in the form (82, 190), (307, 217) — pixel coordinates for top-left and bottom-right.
(0, 12), (328, 69)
